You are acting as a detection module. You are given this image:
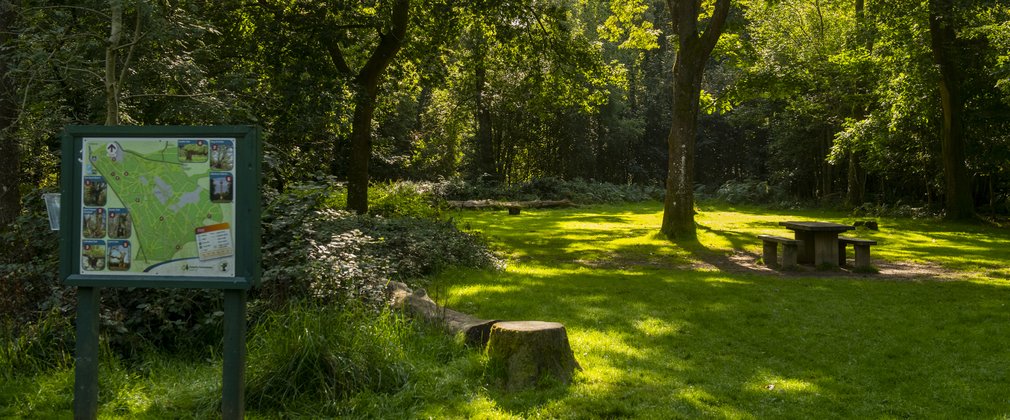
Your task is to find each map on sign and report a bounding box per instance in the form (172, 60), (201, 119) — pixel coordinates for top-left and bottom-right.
(80, 137), (237, 277)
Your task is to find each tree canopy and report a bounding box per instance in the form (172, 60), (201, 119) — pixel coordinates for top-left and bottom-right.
(2, 0), (1010, 224)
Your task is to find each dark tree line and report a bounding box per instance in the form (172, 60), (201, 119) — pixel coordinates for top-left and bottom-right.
(1, 0), (1008, 234)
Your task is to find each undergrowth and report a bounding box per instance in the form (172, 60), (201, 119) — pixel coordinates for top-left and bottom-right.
(1, 180), (498, 362)
(245, 303), (415, 413)
(431, 177), (663, 203)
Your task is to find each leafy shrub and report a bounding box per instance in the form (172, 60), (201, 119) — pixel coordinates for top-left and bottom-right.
(299, 178), (445, 219)
(360, 216), (501, 280)
(99, 288), (226, 355)
(258, 182), (500, 308)
(851, 201), (942, 219)
(245, 303), (413, 411)
(368, 181), (445, 219)
(0, 189), (63, 329)
(713, 179), (789, 205)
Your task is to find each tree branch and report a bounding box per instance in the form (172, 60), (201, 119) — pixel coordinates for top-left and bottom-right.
(333, 24), (371, 30)
(24, 5), (110, 19)
(666, 0), (679, 34)
(121, 92), (218, 99)
(118, 5), (143, 88)
(324, 41), (354, 76)
(354, 0), (410, 92)
(697, 0), (731, 58)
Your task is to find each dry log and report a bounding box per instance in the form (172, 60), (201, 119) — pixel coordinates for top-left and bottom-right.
(447, 199), (510, 209)
(387, 281), (498, 347)
(519, 199), (576, 209)
(486, 321), (580, 390)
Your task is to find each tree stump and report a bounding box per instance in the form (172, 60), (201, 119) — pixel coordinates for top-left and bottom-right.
(507, 206), (521, 215)
(486, 321), (580, 390)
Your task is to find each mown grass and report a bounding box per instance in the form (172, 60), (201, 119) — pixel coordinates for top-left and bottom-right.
(4, 201), (1010, 418)
(432, 201), (1010, 418)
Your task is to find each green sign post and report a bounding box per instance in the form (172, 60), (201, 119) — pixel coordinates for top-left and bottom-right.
(59, 126), (261, 419)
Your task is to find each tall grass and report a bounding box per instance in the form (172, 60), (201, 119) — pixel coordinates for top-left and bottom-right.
(0, 310), (74, 379)
(245, 303), (415, 413)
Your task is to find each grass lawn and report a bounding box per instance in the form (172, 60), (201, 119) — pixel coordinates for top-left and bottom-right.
(5, 201), (1010, 418)
(428, 201), (1010, 418)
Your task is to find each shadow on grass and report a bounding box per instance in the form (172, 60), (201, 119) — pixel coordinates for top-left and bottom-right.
(442, 203), (1010, 417)
(444, 265), (1010, 418)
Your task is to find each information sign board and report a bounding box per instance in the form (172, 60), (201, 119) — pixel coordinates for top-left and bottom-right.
(60, 126), (261, 289)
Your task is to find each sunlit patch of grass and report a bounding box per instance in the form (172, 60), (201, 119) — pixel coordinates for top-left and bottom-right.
(432, 201), (1010, 418)
(747, 370), (822, 394)
(0, 368), (74, 418)
(693, 202), (1010, 279)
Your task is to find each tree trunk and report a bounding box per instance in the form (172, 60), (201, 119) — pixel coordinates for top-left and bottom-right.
(660, 0), (731, 240)
(105, 0), (123, 126)
(346, 88), (376, 214)
(928, 0), (975, 220)
(661, 57), (703, 239)
(343, 0), (410, 214)
(845, 0), (870, 208)
(473, 29), (497, 182)
(0, 0), (20, 225)
(846, 151), (865, 206)
(820, 129), (832, 198)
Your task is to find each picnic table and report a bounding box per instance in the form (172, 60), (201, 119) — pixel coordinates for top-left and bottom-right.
(778, 221), (854, 268)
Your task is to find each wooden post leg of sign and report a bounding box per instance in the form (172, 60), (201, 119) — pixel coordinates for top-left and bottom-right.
(222, 289), (247, 419)
(74, 286), (100, 420)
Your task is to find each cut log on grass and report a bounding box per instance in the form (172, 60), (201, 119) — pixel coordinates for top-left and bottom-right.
(387, 281), (498, 347)
(486, 321), (581, 390)
(520, 199), (577, 209)
(447, 199), (507, 209)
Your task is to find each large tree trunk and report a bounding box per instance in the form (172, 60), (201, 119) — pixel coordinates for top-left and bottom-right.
(928, 0), (975, 220)
(662, 57), (703, 239)
(0, 0), (20, 225)
(660, 0), (731, 240)
(343, 0), (410, 214)
(346, 88), (377, 214)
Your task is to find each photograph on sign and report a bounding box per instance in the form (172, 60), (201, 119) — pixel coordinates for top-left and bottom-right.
(79, 137), (238, 277)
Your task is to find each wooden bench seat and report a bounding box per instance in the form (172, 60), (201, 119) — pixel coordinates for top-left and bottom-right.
(838, 236), (876, 269)
(758, 235), (801, 268)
